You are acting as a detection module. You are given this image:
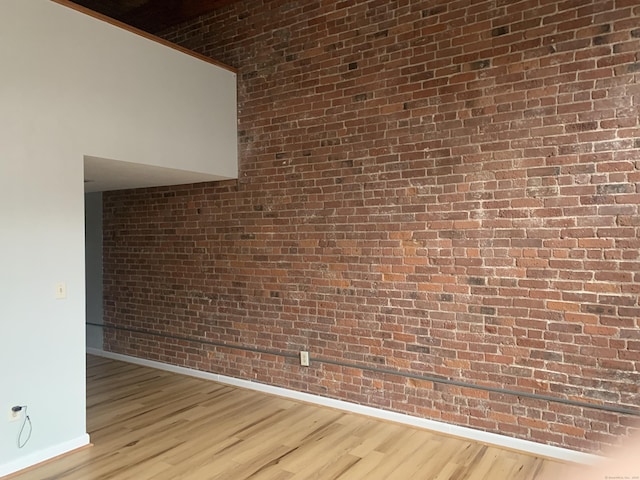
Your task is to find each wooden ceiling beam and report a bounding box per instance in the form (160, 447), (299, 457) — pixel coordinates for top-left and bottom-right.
(120, 0), (238, 32)
(70, 0), (238, 33)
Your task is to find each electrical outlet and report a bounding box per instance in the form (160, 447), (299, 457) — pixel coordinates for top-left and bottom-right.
(300, 351), (310, 367)
(8, 407), (23, 423)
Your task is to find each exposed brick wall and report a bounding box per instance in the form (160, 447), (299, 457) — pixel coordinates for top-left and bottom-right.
(103, 0), (640, 453)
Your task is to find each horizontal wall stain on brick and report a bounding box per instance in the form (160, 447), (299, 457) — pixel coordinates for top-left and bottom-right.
(103, 0), (640, 454)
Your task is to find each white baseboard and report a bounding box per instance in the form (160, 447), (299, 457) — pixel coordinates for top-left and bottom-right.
(0, 434), (90, 478)
(87, 347), (602, 465)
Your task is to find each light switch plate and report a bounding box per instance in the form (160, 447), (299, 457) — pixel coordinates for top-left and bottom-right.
(55, 282), (67, 299)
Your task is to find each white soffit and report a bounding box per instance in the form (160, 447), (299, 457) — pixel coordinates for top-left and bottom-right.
(84, 155), (228, 192)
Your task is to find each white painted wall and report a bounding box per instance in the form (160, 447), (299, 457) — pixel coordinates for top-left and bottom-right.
(0, 1), (236, 475)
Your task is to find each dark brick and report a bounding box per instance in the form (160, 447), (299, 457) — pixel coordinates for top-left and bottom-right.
(471, 59), (491, 70)
(407, 344), (430, 354)
(492, 26), (509, 37)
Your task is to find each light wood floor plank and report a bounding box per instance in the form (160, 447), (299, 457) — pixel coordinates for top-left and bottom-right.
(8, 355), (566, 479)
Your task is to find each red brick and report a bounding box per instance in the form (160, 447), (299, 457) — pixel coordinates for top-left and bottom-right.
(101, 0), (640, 456)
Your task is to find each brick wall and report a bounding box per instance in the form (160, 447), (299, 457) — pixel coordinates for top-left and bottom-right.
(103, 0), (640, 453)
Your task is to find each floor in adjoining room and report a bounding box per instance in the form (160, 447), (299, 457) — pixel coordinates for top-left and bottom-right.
(10, 355), (569, 479)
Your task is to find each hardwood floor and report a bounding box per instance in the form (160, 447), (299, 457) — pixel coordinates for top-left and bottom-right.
(11, 355), (566, 479)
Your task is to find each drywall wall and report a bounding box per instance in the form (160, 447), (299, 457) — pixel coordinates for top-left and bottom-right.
(0, 0), (236, 475)
(85, 193), (103, 350)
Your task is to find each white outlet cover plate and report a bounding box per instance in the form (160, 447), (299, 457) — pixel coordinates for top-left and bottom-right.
(300, 351), (310, 366)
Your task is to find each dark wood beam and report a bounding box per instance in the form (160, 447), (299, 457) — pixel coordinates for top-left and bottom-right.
(120, 0), (239, 33)
(68, 0), (239, 33)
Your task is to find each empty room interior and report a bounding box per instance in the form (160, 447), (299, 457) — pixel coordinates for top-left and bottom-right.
(1, 0), (639, 478)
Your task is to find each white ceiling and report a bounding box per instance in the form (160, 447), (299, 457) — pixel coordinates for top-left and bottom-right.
(84, 155), (229, 192)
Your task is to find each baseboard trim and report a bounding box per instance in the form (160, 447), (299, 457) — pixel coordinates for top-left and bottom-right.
(87, 347), (603, 465)
(0, 434), (91, 479)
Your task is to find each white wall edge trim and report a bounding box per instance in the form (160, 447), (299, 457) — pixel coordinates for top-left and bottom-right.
(0, 434), (90, 478)
(87, 348), (603, 465)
